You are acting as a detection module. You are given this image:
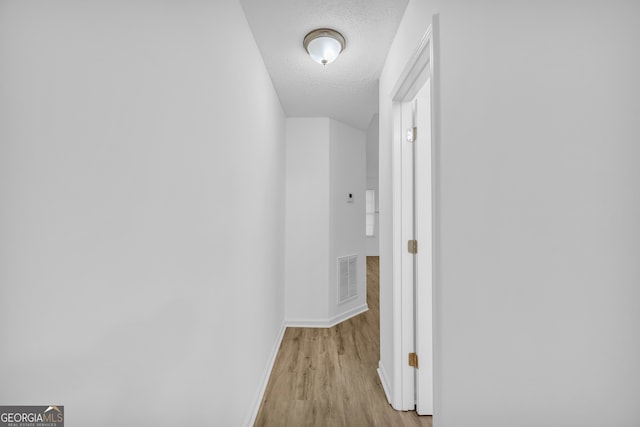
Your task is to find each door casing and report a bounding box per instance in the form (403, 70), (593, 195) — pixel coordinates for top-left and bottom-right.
(386, 22), (437, 414)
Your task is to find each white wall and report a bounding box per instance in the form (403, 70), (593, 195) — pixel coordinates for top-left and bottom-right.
(366, 114), (380, 256)
(329, 120), (367, 318)
(0, 1), (286, 425)
(380, 1), (640, 426)
(285, 118), (331, 321)
(285, 118), (367, 325)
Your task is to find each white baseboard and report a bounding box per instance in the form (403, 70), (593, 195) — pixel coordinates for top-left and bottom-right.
(244, 321), (287, 427)
(285, 318), (334, 328)
(377, 360), (393, 405)
(285, 303), (368, 328)
(327, 303), (368, 327)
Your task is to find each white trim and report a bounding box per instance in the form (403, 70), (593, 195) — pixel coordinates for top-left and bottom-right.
(328, 304), (368, 326)
(415, 91), (434, 416)
(244, 321), (287, 427)
(285, 303), (368, 328)
(390, 91), (404, 411)
(431, 15), (442, 427)
(391, 27), (433, 103)
(377, 360), (393, 404)
(399, 100), (416, 410)
(286, 318), (336, 328)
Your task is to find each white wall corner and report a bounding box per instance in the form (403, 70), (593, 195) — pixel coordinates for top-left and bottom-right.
(244, 321), (287, 427)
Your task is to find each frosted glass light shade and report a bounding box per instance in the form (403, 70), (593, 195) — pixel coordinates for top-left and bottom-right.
(303, 29), (345, 66)
(307, 37), (342, 65)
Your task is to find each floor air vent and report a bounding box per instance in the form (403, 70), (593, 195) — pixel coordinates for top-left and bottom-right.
(338, 255), (357, 303)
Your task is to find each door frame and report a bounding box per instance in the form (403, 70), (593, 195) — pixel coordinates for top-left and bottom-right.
(388, 22), (437, 413)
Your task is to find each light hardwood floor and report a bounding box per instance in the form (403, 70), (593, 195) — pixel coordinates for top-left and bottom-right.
(254, 256), (432, 427)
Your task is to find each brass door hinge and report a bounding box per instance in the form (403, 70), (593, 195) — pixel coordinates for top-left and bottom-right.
(408, 240), (418, 254)
(409, 352), (419, 368)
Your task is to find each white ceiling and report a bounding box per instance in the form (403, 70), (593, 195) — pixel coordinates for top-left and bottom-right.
(240, 0), (408, 131)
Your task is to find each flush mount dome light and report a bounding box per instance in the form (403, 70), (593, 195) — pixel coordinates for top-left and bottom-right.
(303, 28), (345, 65)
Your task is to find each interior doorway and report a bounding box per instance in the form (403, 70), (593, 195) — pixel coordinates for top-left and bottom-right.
(388, 24), (435, 416)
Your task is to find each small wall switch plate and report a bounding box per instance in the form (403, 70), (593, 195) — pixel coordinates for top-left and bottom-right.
(347, 193), (354, 203)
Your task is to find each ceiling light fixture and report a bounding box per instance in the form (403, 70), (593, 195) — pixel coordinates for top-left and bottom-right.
(303, 28), (345, 66)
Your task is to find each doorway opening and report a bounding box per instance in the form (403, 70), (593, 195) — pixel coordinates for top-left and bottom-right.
(385, 23), (437, 416)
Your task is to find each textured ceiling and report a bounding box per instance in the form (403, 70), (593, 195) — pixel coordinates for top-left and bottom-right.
(240, 0), (408, 131)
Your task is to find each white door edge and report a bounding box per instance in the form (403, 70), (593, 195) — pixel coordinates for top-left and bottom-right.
(388, 21), (435, 414)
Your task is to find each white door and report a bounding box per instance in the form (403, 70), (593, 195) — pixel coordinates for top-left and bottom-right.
(388, 23), (436, 416)
(398, 81), (433, 415)
(399, 100), (416, 409)
(414, 84), (433, 415)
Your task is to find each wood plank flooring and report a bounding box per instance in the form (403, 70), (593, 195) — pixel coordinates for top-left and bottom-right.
(254, 256), (432, 427)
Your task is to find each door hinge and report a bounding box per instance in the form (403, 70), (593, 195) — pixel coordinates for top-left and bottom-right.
(406, 127), (417, 143)
(408, 239), (418, 254)
(409, 352), (419, 368)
